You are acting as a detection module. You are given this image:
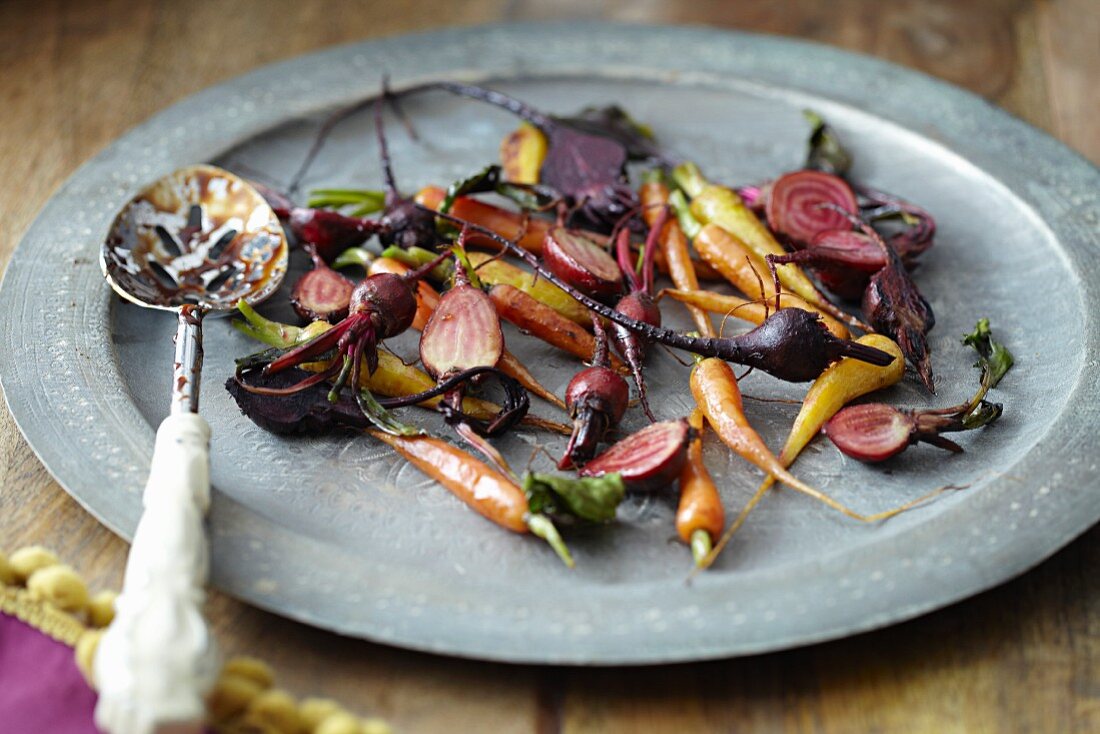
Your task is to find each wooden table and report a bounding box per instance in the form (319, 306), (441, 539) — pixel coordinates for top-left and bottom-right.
(2, 1), (1096, 731)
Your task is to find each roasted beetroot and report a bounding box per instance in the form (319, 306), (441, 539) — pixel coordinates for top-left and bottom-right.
(765, 170), (859, 246)
(290, 245), (356, 322)
(559, 320), (630, 469)
(543, 227), (622, 299)
(580, 419), (692, 492)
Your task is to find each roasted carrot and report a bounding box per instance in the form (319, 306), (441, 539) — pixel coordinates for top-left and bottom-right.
(660, 288), (849, 340)
(468, 251), (591, 327)
(676, 409), (725, 566)
(640, 179), (714, 337)
(690, 357), (946, 569)
(489, 284), (628, 373)
(416, 185), (549, 254)
(500, 122), (547, 184)
(675, 162), (862, 329)
(776, 334), (905, 470)
(691, 224), (848, 336)
(497, 350), (567, 411)
(416, 185), (722, 281)
(368, 430), (573, 566)
(750, 334), (905, 498)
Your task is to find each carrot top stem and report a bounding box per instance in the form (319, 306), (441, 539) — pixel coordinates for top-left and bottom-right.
(526, 514), (575, 568)
(690, 528), (713, 567)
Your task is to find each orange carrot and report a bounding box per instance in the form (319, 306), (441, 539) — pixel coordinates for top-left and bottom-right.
(368, 430), (573, 566)
(489, 284), (628, 373)
(497, 350), (567, 411)
(693, 223), (784, 301)
(692, 224), (848, 336)
(416, 185), (722, 281)
(641, 181), (715, 337)
(676, 409), (725, 565)
(416, 185), (549, 254)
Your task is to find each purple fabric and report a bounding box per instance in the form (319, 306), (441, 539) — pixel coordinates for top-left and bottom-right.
(0, 611), (100, 734)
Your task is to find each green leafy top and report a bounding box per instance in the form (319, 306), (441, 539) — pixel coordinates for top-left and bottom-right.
(523, 472), (625, 523)
(962, 318), (1015, 392)
(803, 110), (852, 177)
(958, 318), (1015, 429)
(440, 165), (501, 215)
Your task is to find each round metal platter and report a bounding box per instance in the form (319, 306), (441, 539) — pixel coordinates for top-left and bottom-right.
(1, 23), (1098, 664)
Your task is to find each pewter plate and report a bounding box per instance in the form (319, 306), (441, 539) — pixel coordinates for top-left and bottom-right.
(2, 24), (1098, 665)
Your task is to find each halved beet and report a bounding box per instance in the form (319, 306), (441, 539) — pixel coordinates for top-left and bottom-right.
(419, 284), (504, 379)
(290, 247), (355, 323)
(579, 419), (691, 492)
(824, 403), (915, 462)
(807, 229), (886, 301)
(766, 170), (859, 246)
(543, 227), (623, 299)
(809, 230), (886, 272)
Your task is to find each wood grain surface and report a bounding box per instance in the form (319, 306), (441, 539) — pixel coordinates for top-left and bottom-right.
(1, 1), (1097, 732)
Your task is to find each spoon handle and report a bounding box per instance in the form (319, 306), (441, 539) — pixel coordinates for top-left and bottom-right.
(93, 413), (219, 734)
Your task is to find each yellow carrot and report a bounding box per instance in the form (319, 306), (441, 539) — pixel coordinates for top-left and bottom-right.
(748, 333), (904, 493)
(500, 122), (547, 184)
(468, 251), (591, 327)
(780, 334), (905, 469)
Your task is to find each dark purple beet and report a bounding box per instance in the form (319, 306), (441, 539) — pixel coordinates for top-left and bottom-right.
(290, 246), (356, 322)
(558, 364), (630, 469)
(611, 291), (661, 421)
(227, 368), (366, 435)
(579, 419), (691, 493)
(252, 181), (377, 262)
(351, 272), (418, 339)
(862, 250), (936, 393)
(730, 307), (847, 382)
(287, 208), (375, 263)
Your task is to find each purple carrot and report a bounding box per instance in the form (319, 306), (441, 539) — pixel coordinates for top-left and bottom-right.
(424, 207), (896, 383)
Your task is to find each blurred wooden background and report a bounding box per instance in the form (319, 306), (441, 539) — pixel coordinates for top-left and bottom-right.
(1, 1), (1096, 732)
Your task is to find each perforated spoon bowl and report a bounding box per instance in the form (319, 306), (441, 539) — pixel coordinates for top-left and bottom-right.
(95, 164), (287, 734)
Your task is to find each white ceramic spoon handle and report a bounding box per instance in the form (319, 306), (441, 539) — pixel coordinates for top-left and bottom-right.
(94, 412), (219, 734)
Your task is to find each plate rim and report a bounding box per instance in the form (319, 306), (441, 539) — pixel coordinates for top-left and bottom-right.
(2, 21), (1098, 665)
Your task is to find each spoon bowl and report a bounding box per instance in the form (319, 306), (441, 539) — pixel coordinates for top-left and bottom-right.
(101, 164), (287, 313)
